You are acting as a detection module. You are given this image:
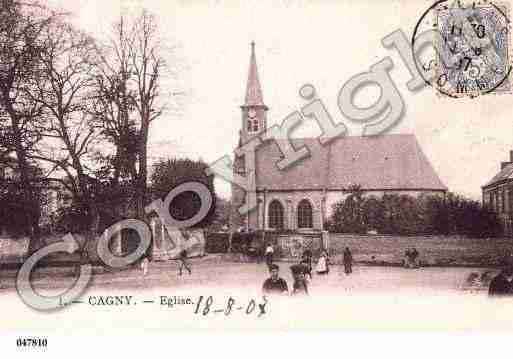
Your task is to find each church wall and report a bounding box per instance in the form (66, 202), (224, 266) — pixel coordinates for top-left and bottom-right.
(255, 190), (325, 231)
(235, 189), (445, 231)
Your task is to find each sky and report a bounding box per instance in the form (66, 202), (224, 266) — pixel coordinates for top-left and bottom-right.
(49, 0), (513, 200)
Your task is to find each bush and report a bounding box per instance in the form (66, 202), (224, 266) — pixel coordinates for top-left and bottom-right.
(328, 188), (501, 238)
(329, 185), (366, 234)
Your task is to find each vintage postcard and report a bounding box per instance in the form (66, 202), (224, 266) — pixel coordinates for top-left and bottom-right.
(2, 0), (513, 344)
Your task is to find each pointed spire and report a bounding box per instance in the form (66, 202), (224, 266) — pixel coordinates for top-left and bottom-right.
(244, 41), (265, 107)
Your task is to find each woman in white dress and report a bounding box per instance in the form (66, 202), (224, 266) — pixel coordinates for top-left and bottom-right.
(316, 250), (329, 275)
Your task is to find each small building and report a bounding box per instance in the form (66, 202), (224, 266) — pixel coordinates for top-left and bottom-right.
(482, 151), (513, 236)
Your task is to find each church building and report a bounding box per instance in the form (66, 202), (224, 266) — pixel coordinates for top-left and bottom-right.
(231, 43), (447, 232)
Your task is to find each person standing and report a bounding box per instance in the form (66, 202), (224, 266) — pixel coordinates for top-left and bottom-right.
(290, 264), (309, 296)
(262, 264), (289, 296)
(300, 249), (313, 279)
(265, 243), (274, 268)
(489, 267), (513, 296)
(411, 247), (419, 268)
(343, 247), (353, 275)
(178, 248), (192, 276)
(316, 250), (329, 275)
(404, 248), (411, 268)
(141, 256), (149, 276)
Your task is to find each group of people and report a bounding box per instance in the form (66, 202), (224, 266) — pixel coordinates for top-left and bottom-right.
(262, 263), (310, 296)
(404, 247), (420, 269)
(138, 248), (192, 277)
(489, 266), (513, 296)
(263, 244), (310, 296)
(261, 245), (354, 296)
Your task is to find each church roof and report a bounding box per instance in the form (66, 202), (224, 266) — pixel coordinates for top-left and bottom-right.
(243, 42), (265, 107)
(254, 134), (447, 191)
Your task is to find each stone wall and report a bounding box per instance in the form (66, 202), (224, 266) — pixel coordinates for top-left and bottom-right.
(275, 231), (324, 260)
(327, 233), (513, 267)
(0, 236), (29, 262)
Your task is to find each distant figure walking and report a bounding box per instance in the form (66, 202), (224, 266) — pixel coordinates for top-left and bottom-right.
(343, 247), (353, 275)
(316, 250), (330, 275)
(489, 267), (513, 296)
(178, 248), (192, 276)
(265, 243), (274, 268)
(140, 255), (149, 276)
(300, 249), (313, 279)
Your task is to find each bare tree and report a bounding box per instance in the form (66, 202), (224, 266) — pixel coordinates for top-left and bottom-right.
(92, 16), (138, 198)
(28, 18), (101, 239)
(95, 10), (167, 221)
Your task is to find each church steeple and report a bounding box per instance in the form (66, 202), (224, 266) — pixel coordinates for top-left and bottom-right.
(244, 42), (266, 107)
(240, 42), (268, 143)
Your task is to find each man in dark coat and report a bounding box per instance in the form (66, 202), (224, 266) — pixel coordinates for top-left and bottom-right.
(262, 264), (289, 296)
(489, 267), (513, 297)
(300, 249), (313, 279)
(343, 247), (353, 275)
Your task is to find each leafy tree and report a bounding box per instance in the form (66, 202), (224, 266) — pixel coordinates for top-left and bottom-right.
(330, 185), (366, 233)
(380, 194), (425, 235)
(0, 163), (47, 237)
(150, 158), (216, 228)
(328, 187), (500, 238)
(362, 195), (384, 232)
(0, 0), (56, 249)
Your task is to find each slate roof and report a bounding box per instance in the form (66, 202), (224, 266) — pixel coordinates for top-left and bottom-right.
(483, 163), (513, 188)
(254, 134), (447, 191)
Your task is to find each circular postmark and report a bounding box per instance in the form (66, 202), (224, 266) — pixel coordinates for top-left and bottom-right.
(412, 0), (512, 98)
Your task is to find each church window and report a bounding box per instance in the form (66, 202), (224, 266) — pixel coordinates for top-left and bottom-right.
(297, 199), (313, 228)
(252, 120), (258, 132)
(268, 200), (284, 229)
(247, 120), (252, 131)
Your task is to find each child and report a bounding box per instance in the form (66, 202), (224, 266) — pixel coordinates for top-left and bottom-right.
(300, 249), (313, 279)
(140, 254), (149, 276)
(178, 248), (192, 275)
(290, 264), (309, 296)
(316, 250), (330, 275)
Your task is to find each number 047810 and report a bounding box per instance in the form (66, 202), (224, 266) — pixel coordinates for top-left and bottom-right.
(16, 338), (48, 347)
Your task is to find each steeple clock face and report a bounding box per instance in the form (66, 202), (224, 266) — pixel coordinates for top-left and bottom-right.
(248, 109), (257, 119)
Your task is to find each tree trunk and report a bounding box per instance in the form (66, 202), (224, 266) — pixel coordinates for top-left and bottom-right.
(11, 115), (41, 254)
(136, 127), (149, 222)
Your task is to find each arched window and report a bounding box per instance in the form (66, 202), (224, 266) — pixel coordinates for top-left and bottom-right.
(252, 120), (259, 132)
(268, 200), (284, 229)
(297, 199), (313, 228)
(247, 120), (252, 131)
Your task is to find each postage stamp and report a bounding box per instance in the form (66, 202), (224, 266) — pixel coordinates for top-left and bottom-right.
(414, 0), (512, 98)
